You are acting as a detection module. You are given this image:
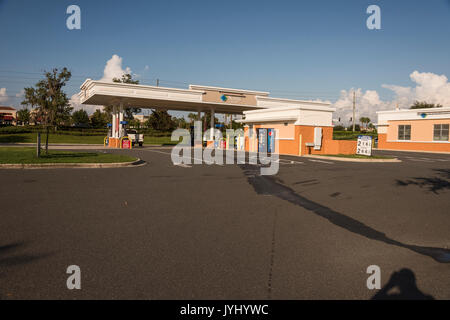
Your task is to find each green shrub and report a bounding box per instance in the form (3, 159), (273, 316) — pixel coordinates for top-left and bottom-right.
(0, 126), (34, 134)
(333, 130), (377, 140)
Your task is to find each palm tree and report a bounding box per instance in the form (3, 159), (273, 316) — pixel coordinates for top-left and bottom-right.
(359, 117), (371, 131)
(187, 113), (199, 123)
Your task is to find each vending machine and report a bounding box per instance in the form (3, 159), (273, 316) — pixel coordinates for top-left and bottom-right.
(267, 129), (275, 153)
(258, 128), (267, 153)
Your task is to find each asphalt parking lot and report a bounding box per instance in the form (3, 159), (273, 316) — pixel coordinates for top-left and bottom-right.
(0, 147), (449, 299)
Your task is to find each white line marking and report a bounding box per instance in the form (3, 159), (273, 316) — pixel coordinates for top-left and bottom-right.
(175, 163), (192, 168)
(279, 159), (304, 165)
(144, 148), (223, 165)
(308, 159), (334, 164)
(407, 158), (433, 162)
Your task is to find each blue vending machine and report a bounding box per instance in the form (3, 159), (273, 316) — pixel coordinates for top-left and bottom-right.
(258, 128), (267, 153)
(267, 129), (275, 153)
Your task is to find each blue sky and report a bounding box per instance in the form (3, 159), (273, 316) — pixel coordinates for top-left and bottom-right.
(1, 0), (449, 120)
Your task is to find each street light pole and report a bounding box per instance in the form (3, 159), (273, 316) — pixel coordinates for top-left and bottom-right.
(352, 91), (356, 132)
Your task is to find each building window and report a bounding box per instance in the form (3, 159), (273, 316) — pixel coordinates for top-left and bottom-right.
(433, 124), (449, 141)
(398, 125), (411, 140)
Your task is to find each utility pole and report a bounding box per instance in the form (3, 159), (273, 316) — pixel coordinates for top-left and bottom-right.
(352, 90), (356, 132)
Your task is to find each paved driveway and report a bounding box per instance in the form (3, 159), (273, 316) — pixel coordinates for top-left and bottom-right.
(0, 147), (449, 299)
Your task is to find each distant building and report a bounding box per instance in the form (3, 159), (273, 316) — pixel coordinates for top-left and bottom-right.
(0, 106), (16, 125)
(133, 114), (149, 123)
(29, 108), (41, 125)
(377, 107), (450, 153)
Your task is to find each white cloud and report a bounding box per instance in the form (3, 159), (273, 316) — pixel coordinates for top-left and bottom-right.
(383, 71), (450, 107)
(334, 88), (394, 125)
(100, 54), (132, 82)
(15, 89), (25, 98)
(0, 87), (8, 103)
(333, 71), (450, 125)
(69, 93), (102, 115)
(73, 54), (132, 113)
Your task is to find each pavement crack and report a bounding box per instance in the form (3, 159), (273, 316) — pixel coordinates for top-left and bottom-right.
(267, 211), (278, 299)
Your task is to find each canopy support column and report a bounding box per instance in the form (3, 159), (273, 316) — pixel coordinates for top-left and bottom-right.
(210, 108), (215, 141)
(119, 102), (124, 138)
(112, 106), (117, 138)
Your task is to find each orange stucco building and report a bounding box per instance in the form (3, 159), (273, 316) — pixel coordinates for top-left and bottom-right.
(239, 99), (356, 156)
(377, 107), (450, 153)
(79, 80), (357, 155)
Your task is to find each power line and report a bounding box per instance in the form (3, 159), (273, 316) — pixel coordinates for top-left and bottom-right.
(0, 69), (343, 96)
(2, 69), (397, 104)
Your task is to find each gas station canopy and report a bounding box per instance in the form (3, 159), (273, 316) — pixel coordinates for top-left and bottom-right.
(78, 79), (337, 151)
(79, 79), (271, 114)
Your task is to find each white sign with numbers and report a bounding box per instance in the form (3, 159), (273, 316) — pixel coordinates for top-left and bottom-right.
(357, 135), (372, 156)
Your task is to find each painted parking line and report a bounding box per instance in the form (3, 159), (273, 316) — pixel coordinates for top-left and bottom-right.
(307, 159), (334, 164)
(406, 158), (434, 162)
(175, 163), (192, 168)
(414, 157), (450, 162)
(278, 159), (304, 165)
(382, 154), (400, 158)
(379, 155), (450, 162)
(253, 156), (304, 165)
(144, 148), (224, 166)
(403, 156), (435, 162)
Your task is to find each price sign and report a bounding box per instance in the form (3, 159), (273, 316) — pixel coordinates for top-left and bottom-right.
(356, 135), (372, 156)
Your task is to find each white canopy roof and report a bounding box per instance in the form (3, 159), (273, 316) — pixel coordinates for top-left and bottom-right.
(79, 79), (265, 114)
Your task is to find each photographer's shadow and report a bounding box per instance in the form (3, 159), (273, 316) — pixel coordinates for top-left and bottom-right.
(372, 268), (434, 300)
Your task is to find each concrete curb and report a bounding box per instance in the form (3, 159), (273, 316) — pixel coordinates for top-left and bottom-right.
(374, 148), (450, 155)
(303, 155), (402, 163)
(0, 158), (146, 170)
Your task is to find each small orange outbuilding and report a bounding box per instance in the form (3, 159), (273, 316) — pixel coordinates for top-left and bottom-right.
(239, 97), (356, 156)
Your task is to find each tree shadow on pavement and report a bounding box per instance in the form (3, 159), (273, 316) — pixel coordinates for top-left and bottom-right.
(372, 268), (434, 300)
(240, 164), (450, 264)
(0, 242), (52, 300)
(396, 169), (450, 194)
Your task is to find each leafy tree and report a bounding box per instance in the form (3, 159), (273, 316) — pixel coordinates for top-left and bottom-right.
(410, 101), (443, 109)
(104, 73), (142, 120)
(347, 124), (361, 131)
(201, 113), (219, 130)
(146, 110), (176, 131)
(21, 68), (72, 154)
(113, 73), (138, 85)
(128, 118), (142, 129)
(71, 109), (90, 126)
(173, 116), (188, 129)
(16, 108), (31, 125)
(231, 120), (243, 130)
(90, 109), (110, 128)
